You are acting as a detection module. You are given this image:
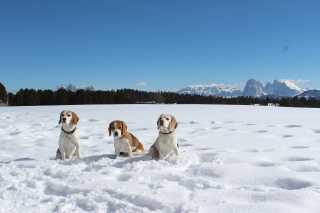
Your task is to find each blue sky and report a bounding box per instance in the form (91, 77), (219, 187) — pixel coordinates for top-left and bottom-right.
(1, 0), (319, 93)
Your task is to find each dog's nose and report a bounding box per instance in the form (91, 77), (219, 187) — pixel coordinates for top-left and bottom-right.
(114, 132), (118, 136)
(160, 120), (164, 125)
(62, 118), (66, 122)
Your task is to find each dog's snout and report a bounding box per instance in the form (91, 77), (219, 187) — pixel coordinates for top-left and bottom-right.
(114, 132), (118, 136)
(160, 119), (164, 125)
(62, 118), (66, 122)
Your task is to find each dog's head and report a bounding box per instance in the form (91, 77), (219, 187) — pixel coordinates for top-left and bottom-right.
(157, 114), (178, 133)
(59, 110), (79, 126)
(108, 120), (127, 138)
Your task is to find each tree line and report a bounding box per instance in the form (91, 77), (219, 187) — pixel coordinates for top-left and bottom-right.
(1, 82), (320, 108)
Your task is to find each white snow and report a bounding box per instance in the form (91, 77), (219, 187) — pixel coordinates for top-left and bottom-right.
(1, 105), (320, 213)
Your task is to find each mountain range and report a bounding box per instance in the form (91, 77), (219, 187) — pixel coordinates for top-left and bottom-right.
(178, 79), (319, 99)
(57, 84), (96, 92)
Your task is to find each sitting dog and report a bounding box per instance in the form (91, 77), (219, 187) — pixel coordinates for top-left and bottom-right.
(56, 110), (82, 161)
(148, 114), (179, 160)
(108, 120), (144, 158)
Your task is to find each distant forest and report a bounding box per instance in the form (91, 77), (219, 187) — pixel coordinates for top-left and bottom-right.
(1, 83), (320, 108)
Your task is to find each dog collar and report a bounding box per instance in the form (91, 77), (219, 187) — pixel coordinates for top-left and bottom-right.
(160, 131), (174, 135)
(62, 127), (77, 135)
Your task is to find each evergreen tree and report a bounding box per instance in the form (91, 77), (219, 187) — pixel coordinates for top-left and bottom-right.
(14, 89), (24, 106)
(279, 98), (291, 107)
(39, 89), (54, 105)
(8, 93), (15, 106)
(55, 88), (68, 105)
(67, 90), (76, 105)
(0, 82), (8, 104)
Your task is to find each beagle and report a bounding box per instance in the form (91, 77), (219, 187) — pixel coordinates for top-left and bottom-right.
(56, 110), (82, 161)
(108, 120), (144, 158)
(148, 114), (179, 160)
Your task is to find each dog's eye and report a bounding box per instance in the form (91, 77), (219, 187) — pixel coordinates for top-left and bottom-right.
(67, 115), (71, 117)
(166, 118), (169, 120)
(119, 127), (122, 129)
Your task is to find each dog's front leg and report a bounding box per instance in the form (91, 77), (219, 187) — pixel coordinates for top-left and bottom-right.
(115, 146), (121, 158)
(75, 145), (82, 159)
(127, 145), (133, 158)
(61, 151), (66, 161)
(173, 144), (180, 156)
(158, 144), (166, 160)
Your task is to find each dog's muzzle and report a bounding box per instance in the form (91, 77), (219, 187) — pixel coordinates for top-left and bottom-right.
(62, 118), (66, 123)
(114, 132), (118, 136)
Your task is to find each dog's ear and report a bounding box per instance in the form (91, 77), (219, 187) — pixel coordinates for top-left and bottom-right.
(59, 111), (63, 124)
(108, 122), (113, 136)
(71, 112), (79, 125)
(157, 116), (161, 130)
(121, 121), (127, 136)
(169, 115), (178, 132)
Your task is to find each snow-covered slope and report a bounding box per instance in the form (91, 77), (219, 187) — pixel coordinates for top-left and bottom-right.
(297, 89), (320, 100)
(1, 105), (320, 212)
(178, 84), (242, 97)
(242, 79), (266, 97)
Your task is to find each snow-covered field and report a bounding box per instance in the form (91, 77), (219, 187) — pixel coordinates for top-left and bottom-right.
(1, 104), (320, 213)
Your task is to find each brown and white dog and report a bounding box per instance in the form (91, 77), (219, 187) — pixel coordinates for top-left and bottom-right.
(148, 114), (179, 160)
(56, 110), (82, 161)
(108, 120), (144, 158)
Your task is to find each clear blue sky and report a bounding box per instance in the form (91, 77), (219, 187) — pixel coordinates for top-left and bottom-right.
(1, 0), (320, 93)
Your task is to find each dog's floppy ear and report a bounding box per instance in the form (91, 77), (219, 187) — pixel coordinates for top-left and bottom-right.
(108, 122), (113, 136)
(71, 112), (79, 125)
(121, 121), (127, 136)
(157, 116), (161, 130)
(59, 111), (63, 124)
(169, 115), (178, 131)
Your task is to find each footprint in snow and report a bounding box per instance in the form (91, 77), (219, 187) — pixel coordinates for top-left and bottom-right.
(290, 146), (309, 149)
(284, 156), (314, 162)
(80, 136), (90, 139)
(179, 143), (194, 147)
(289, 166), (320, 172)
(211, 127), (222, 130)
(131, 128), (148, 131)
(197, 148), (214, 151)
(286, 125), (302, 128)
(89, 119), (100, 122)
(255, 162), (277, 167)
(283, 135), (294, 138)
(178, 138), (188, 143)
(255, 130), (268, 133)
(117, 174), (132, 181)
(275, 178), (312, 190)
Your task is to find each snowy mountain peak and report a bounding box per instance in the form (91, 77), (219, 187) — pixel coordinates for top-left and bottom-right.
(242, 79), (266, 97)
(276, 79), (302, 91)
(270, 80), (303, 97)
(57, 84), (95, 92)
(178, 84), (241, 97)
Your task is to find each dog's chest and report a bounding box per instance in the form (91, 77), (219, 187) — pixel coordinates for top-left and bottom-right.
(114, 137), (130, 149)
(159, 134), (175, 145)
(60, 131), (79, 146)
